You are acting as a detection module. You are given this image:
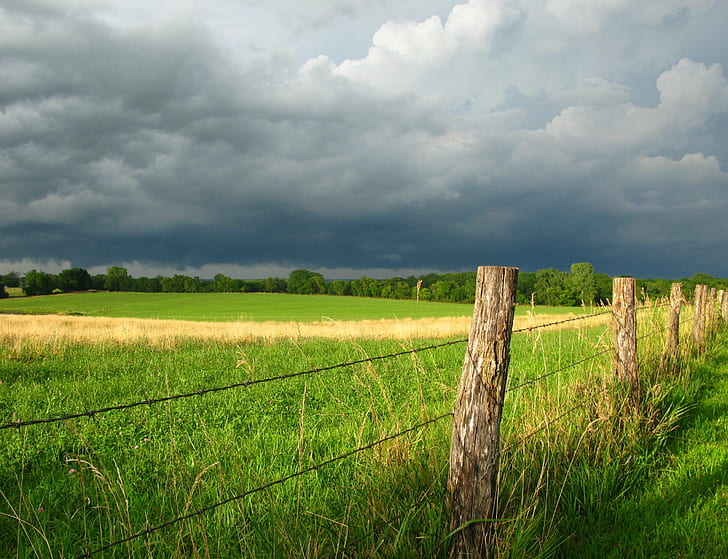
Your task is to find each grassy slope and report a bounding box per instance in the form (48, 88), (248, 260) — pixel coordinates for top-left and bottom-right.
(0, 291), (576, 322)
(560, 332), (728, 558)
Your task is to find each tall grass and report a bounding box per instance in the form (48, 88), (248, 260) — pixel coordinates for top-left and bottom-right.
(0, 302), (722, 558)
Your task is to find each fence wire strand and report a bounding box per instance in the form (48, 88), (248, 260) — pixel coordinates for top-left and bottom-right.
(2, 309), (613, 432)
(501, 386), (611, 455)
(1, 297), (715, 556)
(1, 340), (466, 431)
(512, 308), (612, 334)
(507, 346), (613, 393)
(76, 412), (453, 558)
(324, 460), (449, 559)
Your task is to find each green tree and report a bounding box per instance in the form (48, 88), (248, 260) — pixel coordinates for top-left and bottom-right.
(569, 262), (597, 305)
(57, 268), (92, 292)
(350, 277), (381, 298)
(1, 271), (21, 288)
(516, 272), (537, 305)
(594, 273), (612, 304)
(183, 276), (202, 293)
(263, 277), (287, 293)
(160, 275), (199, 293)
(327, 280), (351, 296)
(22, 270), (56, 296)
(133, 276), (163, 292)
(213, 273), (238, 293)
(287, 269), (326, 295)
(105, 266), (133, 291)
(535, 268), (573, 306)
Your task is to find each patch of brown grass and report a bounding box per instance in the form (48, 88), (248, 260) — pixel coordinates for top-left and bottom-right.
(0, 312), (610, 351)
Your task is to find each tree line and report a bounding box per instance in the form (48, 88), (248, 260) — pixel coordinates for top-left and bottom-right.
(2, 264), (727, 306)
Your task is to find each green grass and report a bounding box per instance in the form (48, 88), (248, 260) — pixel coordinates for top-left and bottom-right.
(0, 291), (577, 322)
(0, 336), (464, 558)
(0, 305), (725, 558)
(0, 292), (471, 321)
(556, 333), (728, 558)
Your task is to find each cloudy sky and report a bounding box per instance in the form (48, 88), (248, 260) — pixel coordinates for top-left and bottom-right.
(1, 0), (727, 280)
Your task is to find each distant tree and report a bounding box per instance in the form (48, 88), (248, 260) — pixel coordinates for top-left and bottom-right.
(569, 262), (597, 305)
(90, 274), (107, 290)
(594, 273), (612, 305)
(159, 276), (178, 292)
(380, 278), (411, 299)
(22, 270), (56, 296)
(105, 266), (133, 291)
(430, 280), (460, 302)
(327, 279), (351, 296)
(287, 269), (326, 295)
(242, 280), (265, 293)
(516, 272), (537, 305)
(350, 277), (381, 298)
(133, 276), (163, 292)
(263, 277), (287, 293)
(417, 287), (432, 301)
(57, 268), (92, 292)
(1, 271), (21, 288)
(183, 276), (202, 293)
(213, 273), (238, 293)
(534, 268), (573, 306)
(636, 278), (672, 302)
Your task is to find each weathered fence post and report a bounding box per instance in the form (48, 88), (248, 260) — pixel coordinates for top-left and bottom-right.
(692, 284), (708, 349)
(448, 266), (518, 559)
(612, 278), (639, 401)
(720, 290), (728, 327)
(708, 288), (717, 336)
(661, 282), (682, 368)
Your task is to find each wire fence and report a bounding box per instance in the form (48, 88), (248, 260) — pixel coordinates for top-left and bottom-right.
(0, 296), (716, 558)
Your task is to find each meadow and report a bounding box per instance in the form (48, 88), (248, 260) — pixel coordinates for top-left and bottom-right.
(0, 292), (480, 322)
(0, 293), (725, 558)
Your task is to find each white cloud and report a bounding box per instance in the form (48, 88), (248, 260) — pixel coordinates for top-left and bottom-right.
(330, 0), (523, 94)
(544, 58), (728, 158)
(657, 58), (728, 125)
(2, 0), (728, 277)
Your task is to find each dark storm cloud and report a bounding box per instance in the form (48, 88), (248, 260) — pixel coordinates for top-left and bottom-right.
(1, 0), (728, 279)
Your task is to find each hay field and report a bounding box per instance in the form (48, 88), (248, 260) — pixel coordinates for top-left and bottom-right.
(0, 310), (610, 350)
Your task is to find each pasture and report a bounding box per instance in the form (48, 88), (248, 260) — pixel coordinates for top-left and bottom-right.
(0, 293), (725, 558)
(0, 291), (580, 321)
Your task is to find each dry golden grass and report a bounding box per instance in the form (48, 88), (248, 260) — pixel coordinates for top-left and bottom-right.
(0, 311), (610, 350)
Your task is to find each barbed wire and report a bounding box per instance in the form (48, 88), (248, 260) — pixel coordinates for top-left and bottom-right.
(501, 386), (611, 454)
(507, 346), (613, 393)
(0, 309), (615, 432)
(1, 340), (467, 431)
(322, 461), (448, 559)
(507, 309), (698, 394)
(2, 302), (712, 556)
(512, 308), (612, 334)
(75, 412), (453, 558)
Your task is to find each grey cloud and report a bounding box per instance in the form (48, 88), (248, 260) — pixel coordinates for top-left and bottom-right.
(1, 1), (728, 279)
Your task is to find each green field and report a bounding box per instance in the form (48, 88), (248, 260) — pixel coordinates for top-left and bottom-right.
(0, 291), (577, 322)
(1, 299), (725, 558)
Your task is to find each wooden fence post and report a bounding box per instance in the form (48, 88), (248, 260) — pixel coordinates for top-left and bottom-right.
(692, 284), (708, 349)
(708, 288), (717, 336)
(720, 290), (728, 327)
(448, 266), (518, 559)
(662, 282), (682, 368)
(612, 278), (639, 400)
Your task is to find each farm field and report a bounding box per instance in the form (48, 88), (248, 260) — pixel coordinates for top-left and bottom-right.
(0, 296), (725, 557)
(0, 291), (578, 322)
(0, 292), (600, 345)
